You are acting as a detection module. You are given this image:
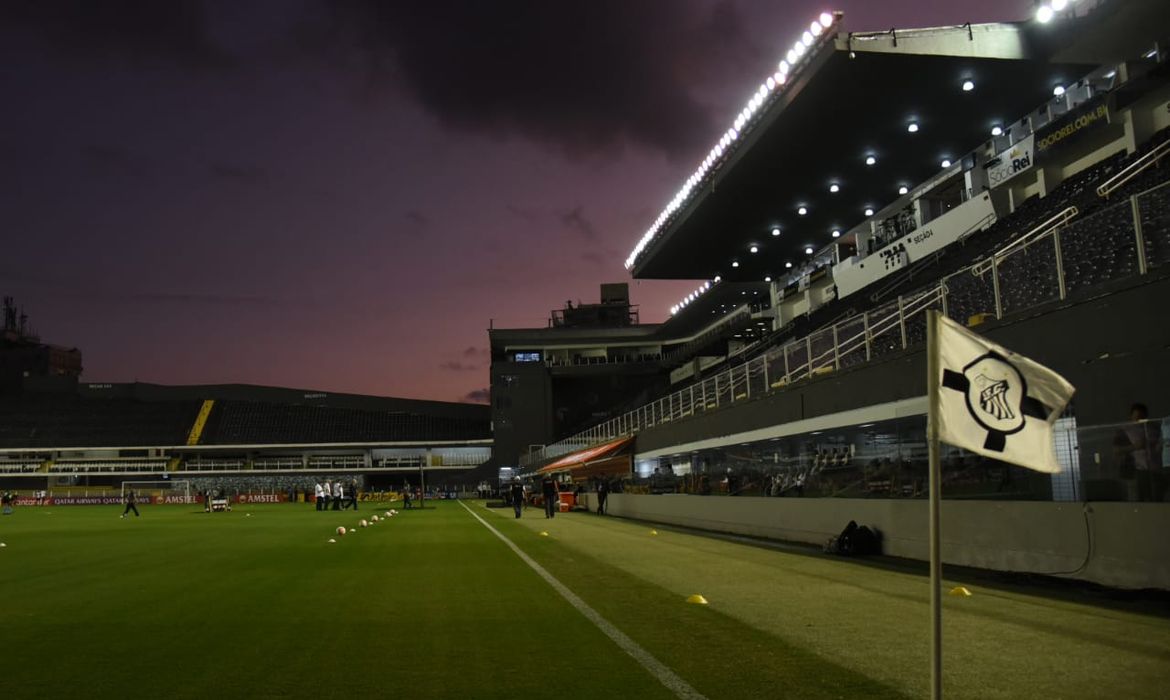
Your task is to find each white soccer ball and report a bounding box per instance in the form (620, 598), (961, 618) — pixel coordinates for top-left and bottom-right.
(336, 526), (346, 536)
(0, 542), (6, 548)
(384, 511), (392, 517)
(328, 538), (336, 543)
(360, 519), (368, 528)
(245, 513), (252, 517)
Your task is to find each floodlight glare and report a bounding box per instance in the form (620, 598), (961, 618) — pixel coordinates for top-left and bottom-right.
(749, 245), (759, 254)
(941, 158), (952, 168)
(785, 261), (793, 268)
(804, 246), (814, 255)
(829, 183), (840, 193)
(1036, 5), (1055, 23)
(1051, 0), (1068, 11)
(962, 80), (975, 92)
(771, 227), (781, 237)
(731, 261), (740, 268)
(907, 122), (919, 133)
(797, 206), (808, 216)
(864, 207), (874, 217)
(1053, 85), (1066, 96)
(865, 155), (877, 165)
(819, 12), (833, 27)
(831, 230), (841, 238)
(991, 125), (1003, 136)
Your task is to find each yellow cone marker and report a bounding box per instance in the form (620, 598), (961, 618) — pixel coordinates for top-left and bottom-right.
(948, 586), (972, 597)
(539, 531), (550, 537)
(650, 530), (658, 536)
(685, 594), (708, 605)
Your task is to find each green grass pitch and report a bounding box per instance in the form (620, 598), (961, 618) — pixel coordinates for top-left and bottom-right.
(1, 499), (1167, 699)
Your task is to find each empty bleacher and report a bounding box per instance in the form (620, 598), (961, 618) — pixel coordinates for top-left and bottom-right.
(200, 400), (490, 445)
(0, 395), (202, 448)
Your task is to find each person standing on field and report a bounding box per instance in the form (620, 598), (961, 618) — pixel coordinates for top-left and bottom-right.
(541, 476), (558, 519)
(314, 482), (324, 511)
(332, 481), (343, 511)
(121, 489), (140, 518)
(510, 480), (525, 519)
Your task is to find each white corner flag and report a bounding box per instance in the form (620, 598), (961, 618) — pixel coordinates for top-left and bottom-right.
(932, 312), (1075, 473)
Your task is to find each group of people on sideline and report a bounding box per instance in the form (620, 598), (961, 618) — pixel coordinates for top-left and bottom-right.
(313, 480), (360, 510)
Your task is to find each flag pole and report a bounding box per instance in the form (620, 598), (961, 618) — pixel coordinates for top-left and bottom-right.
(926, 310), (943, 700)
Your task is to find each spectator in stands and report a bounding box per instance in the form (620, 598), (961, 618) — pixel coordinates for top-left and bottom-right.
(510, 479), (525, 518)
(541, 476), (558, 518)
(120, 489), (140, 518)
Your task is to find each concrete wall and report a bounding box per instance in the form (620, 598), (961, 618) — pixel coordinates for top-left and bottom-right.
(581, 493), (1170, 591)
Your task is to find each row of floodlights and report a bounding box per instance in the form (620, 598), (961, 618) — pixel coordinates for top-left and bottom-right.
(626, 11), (838, 271)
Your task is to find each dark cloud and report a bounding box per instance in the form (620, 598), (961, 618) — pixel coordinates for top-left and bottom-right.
(128, 291), (282, 306)
(405, 209), (429, 228)
(316, 0), (757, 158)
(79, 144), (149, 178)
(439, 360), (480, 372)
(210, 162), (268, 183)
(462, 388), (490, 404)
(462, 346), (489, 359)
(0, 0), (230, 68)
(559, 206), (597, 241)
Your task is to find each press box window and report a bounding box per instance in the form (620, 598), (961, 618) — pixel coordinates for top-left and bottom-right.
(513, 352), (541, 363)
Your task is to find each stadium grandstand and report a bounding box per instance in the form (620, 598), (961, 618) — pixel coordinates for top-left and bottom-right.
(494, 0), (1170, 591)
(0, 380), (491, 497)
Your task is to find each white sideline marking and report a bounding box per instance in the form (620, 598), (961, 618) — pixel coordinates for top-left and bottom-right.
(458, 501), (706, 700)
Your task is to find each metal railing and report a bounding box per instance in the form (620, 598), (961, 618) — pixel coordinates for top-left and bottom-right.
(1097, 138), (1169, 198)
(520, 180), (1170, 468)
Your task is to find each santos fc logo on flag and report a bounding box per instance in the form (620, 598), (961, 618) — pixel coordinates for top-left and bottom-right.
(932, 313), (1075, 473)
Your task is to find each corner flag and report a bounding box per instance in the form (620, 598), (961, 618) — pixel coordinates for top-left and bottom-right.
(932, 313), (1075, 473)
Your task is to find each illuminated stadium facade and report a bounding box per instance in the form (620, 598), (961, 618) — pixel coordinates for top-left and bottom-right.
(491, 0), (1170, 589)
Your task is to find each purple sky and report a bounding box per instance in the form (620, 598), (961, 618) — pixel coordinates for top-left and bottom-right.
(1, 0), (1028, 403)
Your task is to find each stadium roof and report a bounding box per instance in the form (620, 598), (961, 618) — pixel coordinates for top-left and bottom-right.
(625, 10), (1115, 281)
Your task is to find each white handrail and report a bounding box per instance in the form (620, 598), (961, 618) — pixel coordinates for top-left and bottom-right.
(971, 206), (1077, 275)
(1097, 139), (1170, 198)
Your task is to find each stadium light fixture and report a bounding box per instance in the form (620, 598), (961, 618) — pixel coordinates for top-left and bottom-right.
(831, 229), (841, 238)
(1036, 5), (1055, 23)
(732, 260), (740, 268)
(907, 122), (919, 133)
(898, 185), (909, 195)
(1051, 0), (1068, 11)
(829, 183), (840, 193)
(804, 246), (814, 255)
(714, 275), (721, 283)
(864, 207), (875, 217)
(771, 227), (781, 236)
(991, 125), (1003, 136)
(1053, 85), (1066, 96)
(798, 206), (808, 216)
(749, 244), (759, 253)
(941, 158), (952, 168)
(623, 10), (841, 270)
(764, 276), (772, 282)
(962, 80), (975, 92)
(865, 155), (877, 166)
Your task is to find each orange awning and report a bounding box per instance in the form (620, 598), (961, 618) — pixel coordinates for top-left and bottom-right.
(537, 436), (633, 474)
